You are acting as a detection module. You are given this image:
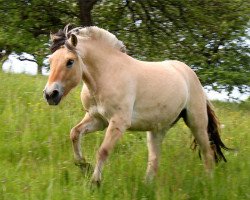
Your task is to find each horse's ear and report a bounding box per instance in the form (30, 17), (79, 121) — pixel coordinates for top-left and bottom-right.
(71, 34), (78, 47)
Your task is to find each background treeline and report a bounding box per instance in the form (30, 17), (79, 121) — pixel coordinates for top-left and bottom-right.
(0, 0), (249, 92)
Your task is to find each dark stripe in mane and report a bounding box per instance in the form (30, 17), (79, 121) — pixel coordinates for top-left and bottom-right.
(50, 29), (67, 53)
(50, 25), (75, 53)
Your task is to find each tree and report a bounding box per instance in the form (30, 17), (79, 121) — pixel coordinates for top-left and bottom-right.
(0, 0), (79, 71)
(0, 0), (249, 93)
(78, 0), (100, 26)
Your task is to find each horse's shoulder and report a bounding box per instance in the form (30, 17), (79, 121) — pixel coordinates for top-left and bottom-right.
(81, 85), (96, 109)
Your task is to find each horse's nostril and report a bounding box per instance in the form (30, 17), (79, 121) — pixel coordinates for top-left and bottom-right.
(51, 90), (59, 99)
(44, 90), (59, 101)
(45, 93), (50, 100)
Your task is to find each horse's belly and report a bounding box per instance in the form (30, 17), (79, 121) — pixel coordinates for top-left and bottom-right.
(129, 107), (182, 131)
(129, 117), (157, 131)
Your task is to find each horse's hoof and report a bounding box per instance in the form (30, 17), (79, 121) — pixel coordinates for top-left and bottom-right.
(91, 178), (101, 188)
(89, 180), (101, 191)
(74, 160), (93, 175)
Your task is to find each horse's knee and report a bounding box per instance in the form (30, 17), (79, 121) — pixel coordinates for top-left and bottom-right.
(70, 127), (80, 142)
(98, 147), (109, 161)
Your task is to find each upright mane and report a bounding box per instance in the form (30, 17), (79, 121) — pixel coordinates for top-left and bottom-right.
(50, 25), (126, 53)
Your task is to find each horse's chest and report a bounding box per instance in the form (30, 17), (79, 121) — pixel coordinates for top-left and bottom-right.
(87, 104), (106, 118)
(82, 91), (108, 119)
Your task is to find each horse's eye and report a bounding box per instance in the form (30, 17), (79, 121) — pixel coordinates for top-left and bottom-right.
(66, 59), (74, 68)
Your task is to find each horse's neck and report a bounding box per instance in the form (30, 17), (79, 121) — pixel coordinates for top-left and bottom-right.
(80, 41), (125, 90)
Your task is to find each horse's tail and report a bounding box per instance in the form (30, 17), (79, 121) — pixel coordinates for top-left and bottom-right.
(191, 100), (231, 162)
(206, 100), (231, 163)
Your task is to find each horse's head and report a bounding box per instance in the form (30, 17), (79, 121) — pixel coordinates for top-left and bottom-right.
(44, 32), (82, 105)
(44, 25), (127, 105)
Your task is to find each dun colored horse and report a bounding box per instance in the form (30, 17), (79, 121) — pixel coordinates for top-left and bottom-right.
(44, 25), (229, 184)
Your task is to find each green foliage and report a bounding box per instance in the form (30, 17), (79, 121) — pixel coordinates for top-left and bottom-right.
(0, 0), (79, 65)
(0, 72), (250, 200)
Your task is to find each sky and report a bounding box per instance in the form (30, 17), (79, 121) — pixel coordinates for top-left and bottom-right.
(2, 53), (249, 102)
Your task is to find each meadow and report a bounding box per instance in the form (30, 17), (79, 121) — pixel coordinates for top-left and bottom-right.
(0, 71), (249, 200)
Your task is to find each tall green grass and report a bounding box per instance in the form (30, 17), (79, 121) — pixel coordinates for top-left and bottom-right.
(0, 71), (249, 200)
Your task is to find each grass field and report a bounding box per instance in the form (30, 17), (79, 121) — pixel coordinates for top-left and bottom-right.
(0, 71), (249, 200)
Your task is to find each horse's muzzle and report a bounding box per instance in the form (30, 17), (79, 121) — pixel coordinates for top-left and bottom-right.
(43, 83), (63, 105)
(44, 90), (62, 105)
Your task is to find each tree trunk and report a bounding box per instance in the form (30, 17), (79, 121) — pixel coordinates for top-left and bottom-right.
(35, 56), (44, 75)
(77, 0), (99, 26)
(0, 49), (11, 70)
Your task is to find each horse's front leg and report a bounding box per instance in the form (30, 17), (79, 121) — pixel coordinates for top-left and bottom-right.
(70, 113), (105, 171)
(91, 115), (131, 185)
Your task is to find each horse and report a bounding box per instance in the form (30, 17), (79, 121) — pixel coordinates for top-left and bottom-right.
(44, 25), (230, 184)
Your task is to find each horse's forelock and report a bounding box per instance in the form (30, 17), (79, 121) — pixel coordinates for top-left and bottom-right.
(50, 30), (66, 53)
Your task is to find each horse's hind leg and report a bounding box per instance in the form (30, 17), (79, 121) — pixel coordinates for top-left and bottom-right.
(146, 130), (166, 181)
(70, 113), (106, 168)
(185, 109), (215, 172)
